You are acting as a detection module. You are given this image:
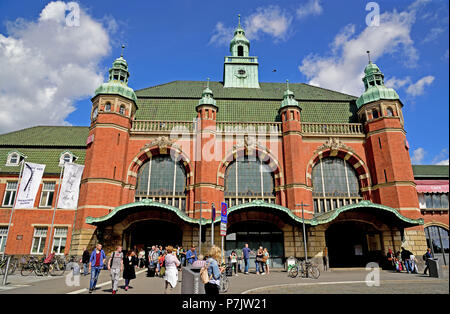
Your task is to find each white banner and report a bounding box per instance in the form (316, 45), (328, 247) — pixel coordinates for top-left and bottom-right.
(57, 163), (85, 209)
(15, 162), (46, 209)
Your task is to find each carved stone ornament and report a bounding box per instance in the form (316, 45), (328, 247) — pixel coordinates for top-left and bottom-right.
(314, 137), (354, 155)
(142, 136), (178, 154)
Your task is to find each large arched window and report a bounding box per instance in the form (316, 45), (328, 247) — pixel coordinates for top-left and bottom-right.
(224, 155), (275, 206)
(425, 226), (449, 266)
(135, 155), (187, 211)
(312, 157), (361, 213)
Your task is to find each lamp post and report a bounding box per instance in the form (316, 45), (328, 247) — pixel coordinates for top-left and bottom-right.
(194, 201), (207, 255)
(295, 202), (310, 262)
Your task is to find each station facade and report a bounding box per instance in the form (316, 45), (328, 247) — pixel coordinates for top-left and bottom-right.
(1, 19), (448, 269)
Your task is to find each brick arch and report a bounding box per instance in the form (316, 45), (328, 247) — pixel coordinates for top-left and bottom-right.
(125, 144), (194, 186)
(227, 210), (286, 230)
(305, 148), (372, 198)
(423, 222), (449, 230)
(216, 145), (284, 189)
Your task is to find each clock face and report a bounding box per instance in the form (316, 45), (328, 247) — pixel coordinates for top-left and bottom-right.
(235, 68), (247, 78)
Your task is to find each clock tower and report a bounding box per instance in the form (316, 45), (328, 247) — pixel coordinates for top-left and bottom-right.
(223, 14), (260, 88)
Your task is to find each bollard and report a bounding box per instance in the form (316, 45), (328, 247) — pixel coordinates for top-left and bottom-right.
(2, 255), (11, 286)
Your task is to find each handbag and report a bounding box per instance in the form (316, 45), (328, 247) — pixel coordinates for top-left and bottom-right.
(200, 261), (213, 284)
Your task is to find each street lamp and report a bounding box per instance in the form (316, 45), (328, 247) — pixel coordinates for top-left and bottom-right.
(194, 201), (208, 255)
(295, 202), (310, 262)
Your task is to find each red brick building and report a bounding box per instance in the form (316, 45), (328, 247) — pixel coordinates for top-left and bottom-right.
(1, 22), (448, 268)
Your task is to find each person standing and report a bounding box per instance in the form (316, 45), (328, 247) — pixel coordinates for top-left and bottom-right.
(400, 247), (413, 274)
(138, 248), (145, 268)
(81, 247), (90, 276)
(148, 246), (159, 276)
(186, 246), (197, 266)
(180, 246), (186, 266)
(241, 243), (252, 274)
(263, 248), (270, 275)
(108, 245), (123, 295)
(204, 246), (225, 295)
(423, 248), (433, 275)
(163, 246), (181, 294)
(386, 249), (395, 270)
(88, 243), (106, 293)
(255, 247), (265, 275)
(123, 250), (138, 291)
(229, 251), (238, 276)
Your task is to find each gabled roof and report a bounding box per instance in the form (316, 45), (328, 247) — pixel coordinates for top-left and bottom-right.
(413, 165), (449, 179)
(134, 81), (359, 123)
(0, 126), (89, 147)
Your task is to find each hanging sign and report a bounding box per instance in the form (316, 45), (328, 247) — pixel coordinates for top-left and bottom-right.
(15, 162), (46, 209)
(57, 163), (85, 209)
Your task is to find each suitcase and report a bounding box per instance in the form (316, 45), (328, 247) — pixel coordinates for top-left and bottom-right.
(147, 267), (156, 277)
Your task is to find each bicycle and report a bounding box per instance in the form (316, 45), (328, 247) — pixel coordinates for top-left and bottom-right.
(0, 255), (18, 275)
(288, 258), (320, 279)
(20, 256), (43, 276)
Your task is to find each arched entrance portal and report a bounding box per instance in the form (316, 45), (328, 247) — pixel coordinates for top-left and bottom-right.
(123, 220), (182, 251)
(225, 221), (284, 268)
(325, 221), (383, 268)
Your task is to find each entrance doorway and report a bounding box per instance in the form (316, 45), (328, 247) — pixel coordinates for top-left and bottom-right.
(123, 220), (182, 252)
(325, 221), (383, 268)
(225, 221), (284, 268)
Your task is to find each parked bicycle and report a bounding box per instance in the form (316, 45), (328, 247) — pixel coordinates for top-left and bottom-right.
(20, 256), (43, 276)
(287, 258), (320, 279)
(0, 255), (18, 275)
(40, 254), (66, 276)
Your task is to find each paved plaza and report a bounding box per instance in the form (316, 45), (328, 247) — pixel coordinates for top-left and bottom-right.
(0, 267), (448, 294)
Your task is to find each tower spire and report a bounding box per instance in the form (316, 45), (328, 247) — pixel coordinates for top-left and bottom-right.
(238, 14), (241, 27)
(121, 45), (125, 58)
(366, 50), (371, 63)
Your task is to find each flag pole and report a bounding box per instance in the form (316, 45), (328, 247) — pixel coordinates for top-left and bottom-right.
(46, 163), (64, 256)
(2, 157), (26, 258)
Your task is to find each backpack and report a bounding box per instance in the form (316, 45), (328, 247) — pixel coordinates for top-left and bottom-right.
(422, 254), (427, 261)
(200, 261), (213, 284)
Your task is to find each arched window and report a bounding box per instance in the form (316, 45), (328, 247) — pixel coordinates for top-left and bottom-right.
(386, 107), (394, 117)
(119, 105), (125, 115)
(372, 109), (379, 119)
(237, 45), (244, 56)
(425, 226), (449, 266)
(312, 157), (361, 213)
(135, 155), (187, 211)
(105, 103), (111, 112)
(224, 155), (275, 206)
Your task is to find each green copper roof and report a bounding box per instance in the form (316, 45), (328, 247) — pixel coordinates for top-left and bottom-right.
(280, 80), (301, 111)
(197, 79), (217, 108)
(412, 165), (449, 179)
(357, 61), (399, 108)
(135, 81), (357, 123)
(311, 200), (424, 227)
(95, 81), (137, 103)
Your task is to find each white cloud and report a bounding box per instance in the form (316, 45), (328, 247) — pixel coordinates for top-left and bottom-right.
(411, 147), (426, 164)
(298, 1), (426, 96)
(0, 1), (112, 134)
(297, 0), (323, 19)
(209, 6), (293, 46)
(385, 76), (412, 89)
(244, 6), (293, 42)
(432, 148), (449, 165)
(405, 75), (435, 96)
(422, 27), (445, 43)
(435, 159), (449, 165)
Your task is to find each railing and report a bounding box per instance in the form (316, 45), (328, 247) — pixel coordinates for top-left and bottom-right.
(131, 120), (194, 133)
(224, 56), (258, 63)
(131, 120), (365, 136)
(134, 196), (187, 212)
(302, 123), (364, 135)
(224, 197), (276, 207)
(216, 122), (282, 134)
(313, 196), (363, 214)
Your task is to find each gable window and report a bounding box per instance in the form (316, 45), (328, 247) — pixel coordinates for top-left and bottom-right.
(39, 182), (56, 208)
(6, 152), (21, 166)
(2, 182), (18, 207)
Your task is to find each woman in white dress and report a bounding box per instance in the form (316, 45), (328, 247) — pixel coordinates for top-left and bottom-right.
(163, 246), (180, 294)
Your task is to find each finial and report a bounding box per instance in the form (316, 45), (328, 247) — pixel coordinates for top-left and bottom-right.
(286, 79), (289, 91)
(207, 77), (210, 89)
(121, 45), (125, 57)
(366, 50), (371, 63)
(238, 14), (241, 27)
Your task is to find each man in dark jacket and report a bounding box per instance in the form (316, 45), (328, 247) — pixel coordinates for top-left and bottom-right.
(81, 248), (90, 276)
(400, 247), (414, 273)
(423, 248), (433, 275)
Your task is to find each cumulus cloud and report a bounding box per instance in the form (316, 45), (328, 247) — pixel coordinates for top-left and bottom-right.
(298, 1), (426, 96)
(0, 1), (112, 134)
(422, 27), (445, 43)
(405, 75), (435, 96)
(385, 76), (412, 89)
(411, 147), (426, 164)
(209, 6), (293, 46)
(432, 148), (449, 165)
(297, 0), (323, 19)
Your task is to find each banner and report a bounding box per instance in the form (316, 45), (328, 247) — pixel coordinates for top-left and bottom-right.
(57, 163), (85, 209)
(15, 162), (46, 209)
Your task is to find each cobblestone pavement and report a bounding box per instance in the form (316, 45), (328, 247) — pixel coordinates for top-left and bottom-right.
(0, 267), (448, 294)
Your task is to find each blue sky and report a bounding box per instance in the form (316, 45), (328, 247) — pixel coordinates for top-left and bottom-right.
(0, 0), (448, 165)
